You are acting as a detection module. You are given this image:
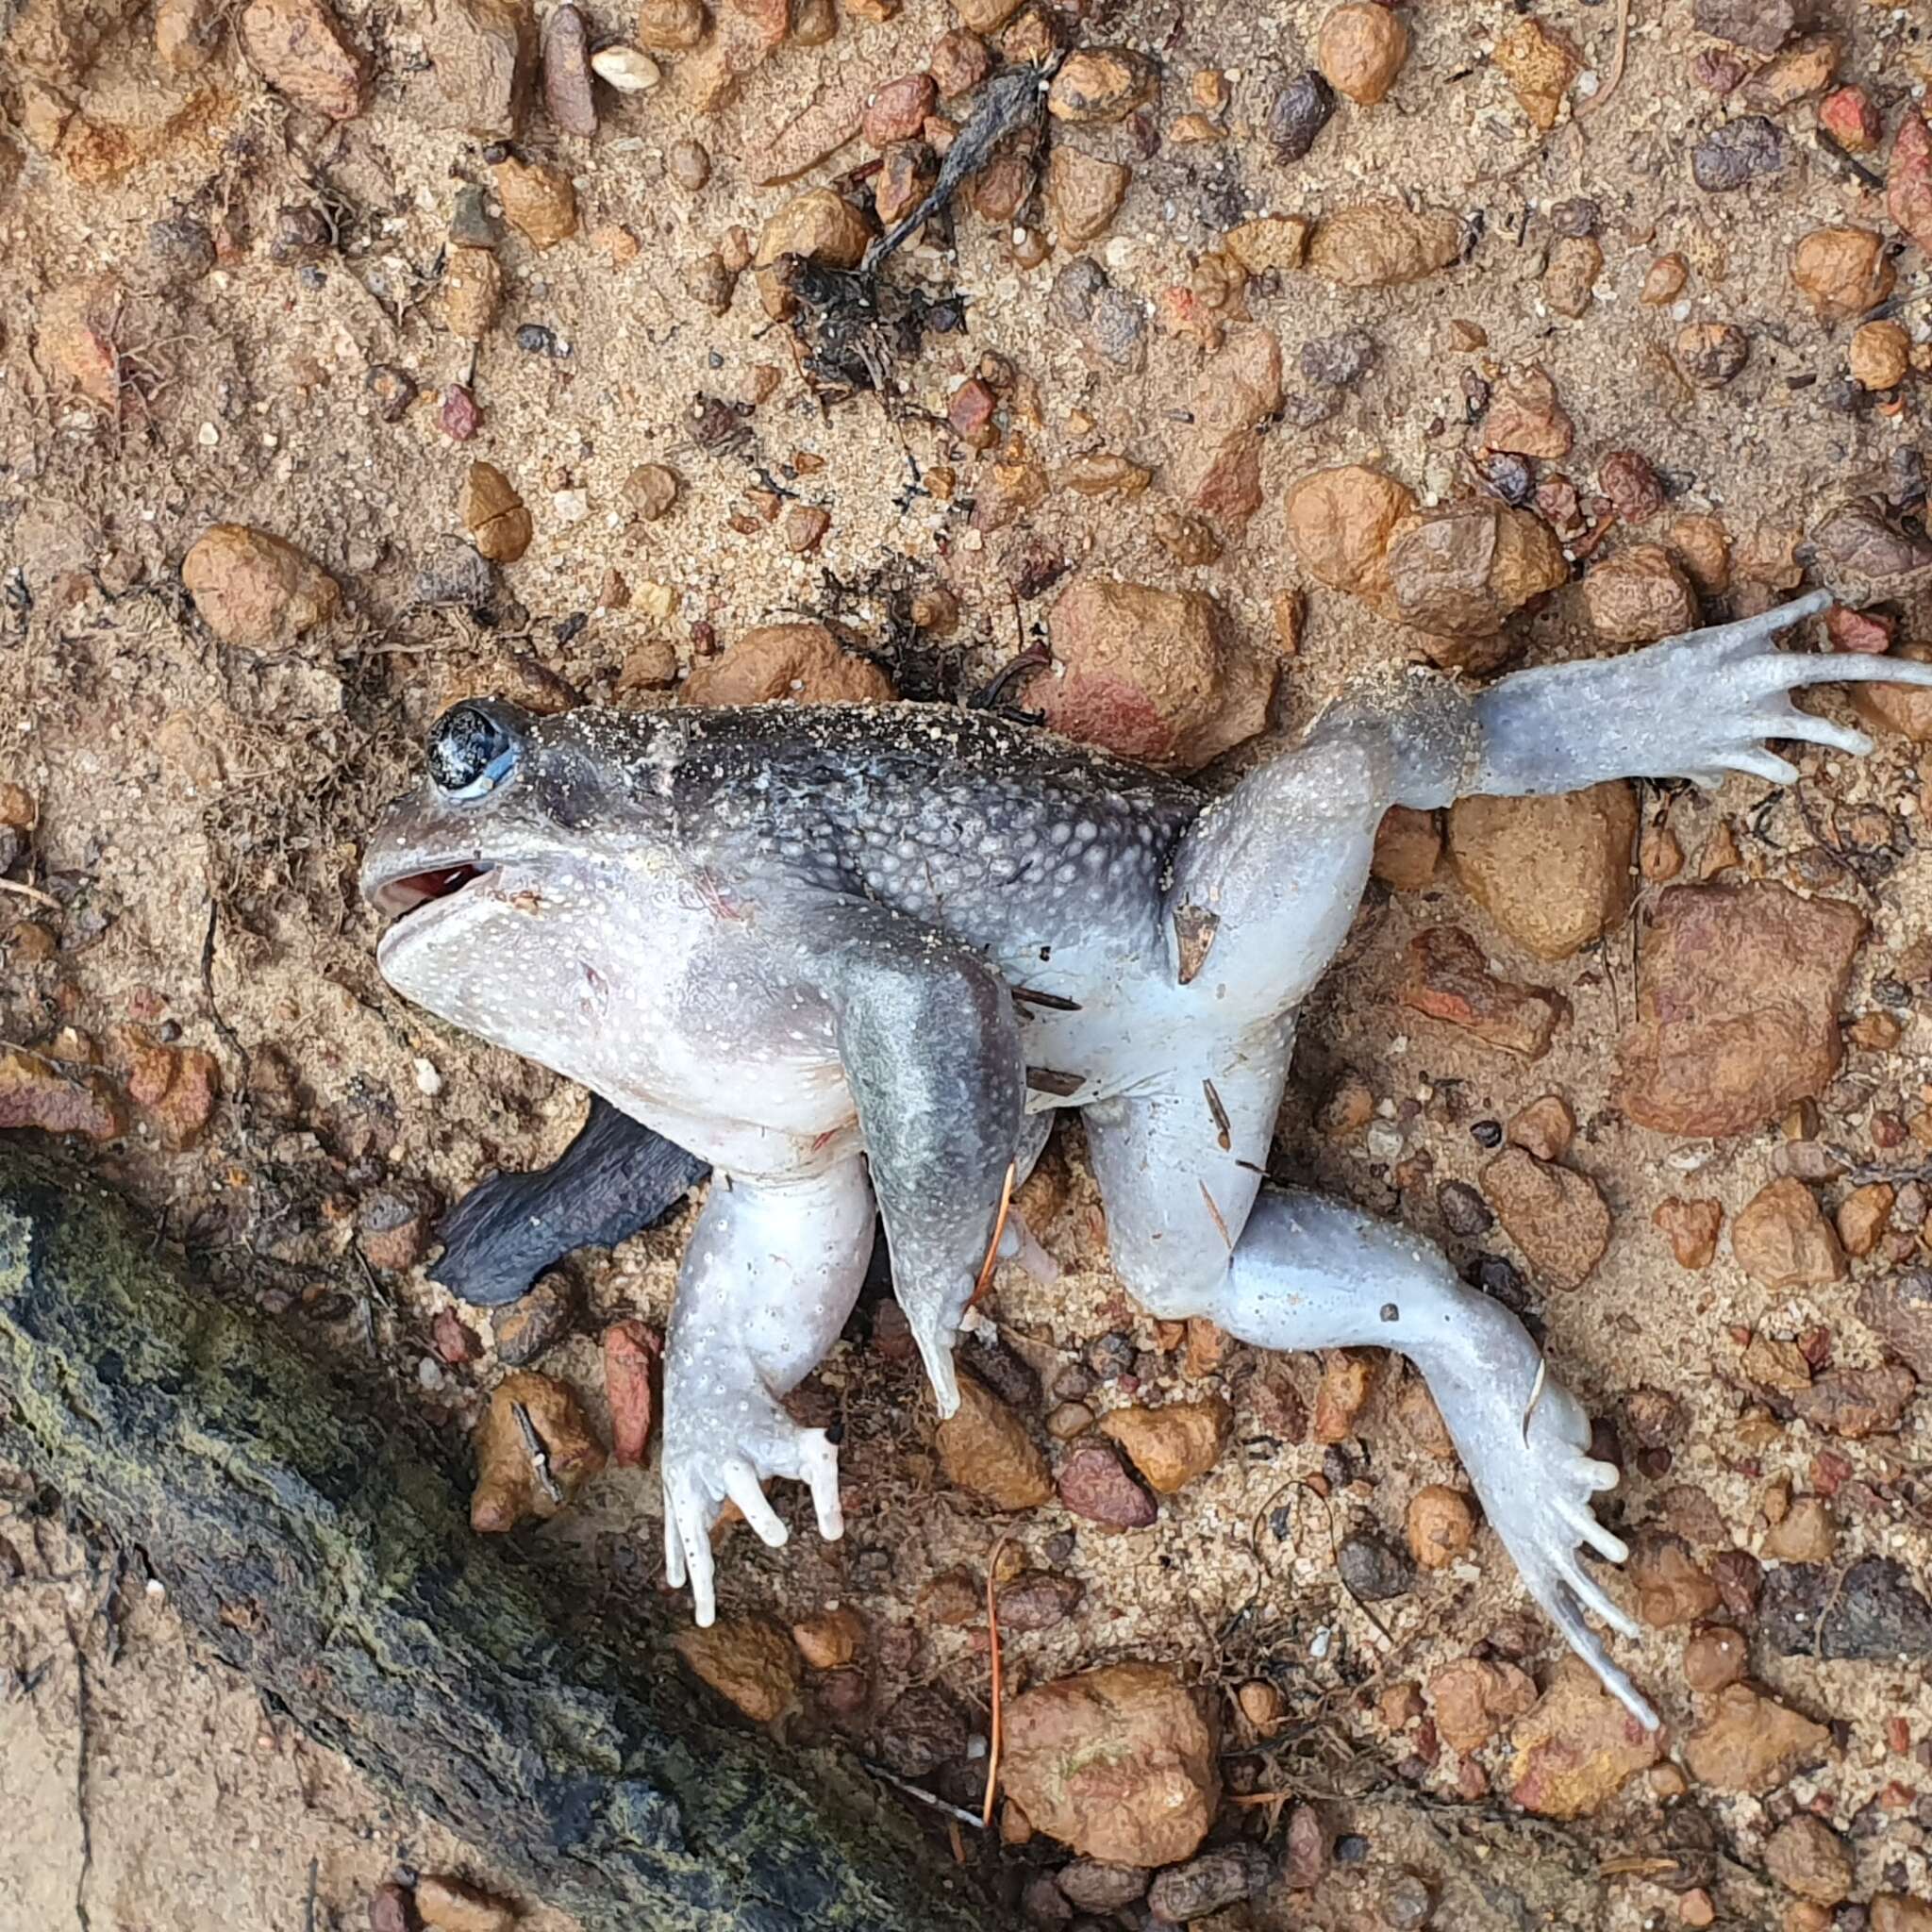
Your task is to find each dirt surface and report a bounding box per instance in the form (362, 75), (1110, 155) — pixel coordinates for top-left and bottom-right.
(8, 0), (1932, 1924)
(0, 1502), (576, 1932)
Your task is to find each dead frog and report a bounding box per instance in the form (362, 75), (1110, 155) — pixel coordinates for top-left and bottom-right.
(362, 588), (1923, 1727)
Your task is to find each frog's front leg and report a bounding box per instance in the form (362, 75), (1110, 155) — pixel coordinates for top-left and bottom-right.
(660, 1156), (873, 1624)
(807, 901), (1025, 1418)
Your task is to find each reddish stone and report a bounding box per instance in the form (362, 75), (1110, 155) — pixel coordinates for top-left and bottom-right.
(948, 377), (998, 449)
(1821, 84), (1883, 155)
(441, 385), (482, 440)
(864, 72), (938, 146)
(1401, 926), (1567, 1058)
(1825, 605), (1895, 654)
(1890, 108), (1932, 258)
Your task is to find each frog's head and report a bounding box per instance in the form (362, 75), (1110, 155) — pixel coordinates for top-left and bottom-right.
(360, 699), (650, 1031)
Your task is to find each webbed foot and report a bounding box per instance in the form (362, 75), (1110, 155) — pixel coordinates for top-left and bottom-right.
(1473, 586), (1932, 797)
(1651, 587), (1932, 787)
(1450, 1368), (1654, 1728)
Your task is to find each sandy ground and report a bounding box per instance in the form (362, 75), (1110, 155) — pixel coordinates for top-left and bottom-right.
(8, 0), (1932, 1924)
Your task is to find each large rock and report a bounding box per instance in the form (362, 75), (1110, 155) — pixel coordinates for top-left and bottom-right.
(1764, 1817), (1854, 1907)
(934, 1373), (1053, 1510)
(1759, 1557), (1932, 1660)
(1481, 1147), (1611, 1290)
(1614, 884), (1864, 1138)
(1580, 545), (1699, 645)
(181, 524), (341, 649)
(1401, 926), (1567, 1058)
(1428, 1657), (1537, 1752)
(1507, 1660), (1660, 1818)
(1731, 1178), (1846, 1291)
(681, 624), (894, 705)
(1447, 784), (1638, 959)
(1098, 1397), (1230, 1492)
(1383, 503), (1568, 641)
(0, 1046), (125, 1141)
(1177, 327), (1283, 530)
(753, 187), (872, 319)
(239, 0), (370, 118)
(1025, 578), (1275, 773)
(1681, 1683), (1830, 1792)
(1793, 1364), (1915, 1439)
(999, 1663), (1219, 1866)
(672, 1616), (800, 1724)
(1284, 462), (1416, 618)
(1857, 1270), (1932, 1379)
(427, 0), (537, 136)
(36, 274), (125, 409)
(1306, 199), (1461, 286)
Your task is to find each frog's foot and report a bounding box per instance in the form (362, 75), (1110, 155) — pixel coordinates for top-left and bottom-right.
(661, 1364), (842, 1626)
(1427, 1364), (1651, 1727)
(1472, 586), (1932, 797)
(1654, 587), (1932, 787)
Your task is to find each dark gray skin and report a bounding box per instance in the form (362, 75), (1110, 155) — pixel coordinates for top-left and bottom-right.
(363, 586), (1928, 1728)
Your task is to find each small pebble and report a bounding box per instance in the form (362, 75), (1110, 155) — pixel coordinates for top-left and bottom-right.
(591, 43), (661, 90)
(667, 139), (710, 190)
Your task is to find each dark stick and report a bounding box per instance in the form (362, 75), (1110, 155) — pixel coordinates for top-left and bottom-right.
(863, 67), (1051, 272)
(0, 1148), (1003, 1932)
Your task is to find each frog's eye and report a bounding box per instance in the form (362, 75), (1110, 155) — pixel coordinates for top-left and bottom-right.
(426, 702), (521, 800)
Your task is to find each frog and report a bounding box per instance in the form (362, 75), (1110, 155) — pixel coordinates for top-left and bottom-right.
(361, 586), (1928, 1730)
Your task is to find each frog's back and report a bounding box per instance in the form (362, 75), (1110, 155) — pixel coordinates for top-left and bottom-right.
(562, 701), (1202, 958)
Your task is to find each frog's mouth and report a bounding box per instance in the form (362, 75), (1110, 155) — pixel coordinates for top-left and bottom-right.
(372, 862), (493, 920)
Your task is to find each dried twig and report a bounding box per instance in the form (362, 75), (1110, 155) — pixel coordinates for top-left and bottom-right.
(972, 1163), (1018, 1307)
(1198, 1180), (1233, 1255)
(982, 1534), (1012, 1828)
(0, 877), (58, 909)
(511, 1401), (564, 1506)
(859, 1760), (986, 1827)
(1521, 1356), (1549, 1446)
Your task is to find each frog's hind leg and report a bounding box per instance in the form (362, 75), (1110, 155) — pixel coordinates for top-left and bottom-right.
(1085, 1073), (1655, 1728)
(660, 1156), (874, 1624)
(434, 1096), (710, 1307)
(1208, 1190), (1654, 1726)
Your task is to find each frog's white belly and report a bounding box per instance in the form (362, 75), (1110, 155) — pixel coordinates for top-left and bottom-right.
(378, 851), (861, 1176)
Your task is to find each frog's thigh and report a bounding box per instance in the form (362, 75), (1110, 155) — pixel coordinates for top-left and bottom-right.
(1082, 1032), (1291, 1314)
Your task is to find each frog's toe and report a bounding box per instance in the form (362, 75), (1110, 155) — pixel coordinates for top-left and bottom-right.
(908, 1314), (964, 1420)
(797, 1428), (844, 1541)
(723, 1457), (791, 1548)
(664, 1472), (720, 1626)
